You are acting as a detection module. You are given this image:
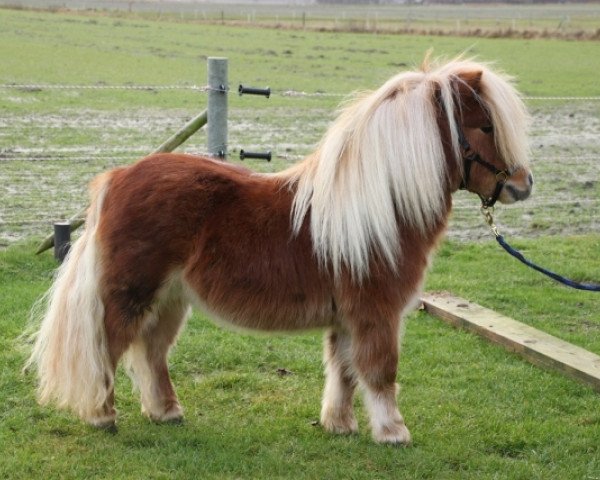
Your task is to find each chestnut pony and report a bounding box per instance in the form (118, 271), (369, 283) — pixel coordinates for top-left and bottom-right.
(28, 58), (533, 444)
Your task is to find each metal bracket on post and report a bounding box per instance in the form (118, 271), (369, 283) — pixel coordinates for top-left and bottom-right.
(207, 57), (228, 159)
(238, 80), (272, 160)
(238, 85), (271, 98)
(240, 150), (272, 162)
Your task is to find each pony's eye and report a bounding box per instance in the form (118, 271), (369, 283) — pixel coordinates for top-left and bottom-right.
(480, 126), (494, 134)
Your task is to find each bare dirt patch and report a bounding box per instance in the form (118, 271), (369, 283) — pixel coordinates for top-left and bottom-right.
(1, 103), (598, 248)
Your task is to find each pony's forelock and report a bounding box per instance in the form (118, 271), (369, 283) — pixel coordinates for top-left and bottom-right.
(280, 57), (529, 281)
(480, 68), (531, 170)
(434, 57), (531, 170)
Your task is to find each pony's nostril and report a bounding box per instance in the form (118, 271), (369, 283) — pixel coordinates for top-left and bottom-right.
(506, 184), (531, 201)
(528, 173), (534, 186)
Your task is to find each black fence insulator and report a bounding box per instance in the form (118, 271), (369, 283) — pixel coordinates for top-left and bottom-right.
(240, 150), (272, 162)
(54, 222), (71, 263)
(238, 85), (271, 98)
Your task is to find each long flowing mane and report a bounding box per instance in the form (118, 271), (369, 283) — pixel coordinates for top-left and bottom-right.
(278, 57), (530, 280)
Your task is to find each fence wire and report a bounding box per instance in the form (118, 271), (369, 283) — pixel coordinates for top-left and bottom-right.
(0, 83), (211, 92)
(0, 92), (598, 247)
(2, 83), (600, 102)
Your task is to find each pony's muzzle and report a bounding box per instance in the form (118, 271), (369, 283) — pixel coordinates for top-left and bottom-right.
(501, 169), (533, 203)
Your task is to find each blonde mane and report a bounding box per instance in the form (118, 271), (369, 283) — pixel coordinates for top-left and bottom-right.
(279, 58), (530, 281)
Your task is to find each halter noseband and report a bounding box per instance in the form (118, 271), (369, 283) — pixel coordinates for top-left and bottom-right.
(457, 127), (511, 208)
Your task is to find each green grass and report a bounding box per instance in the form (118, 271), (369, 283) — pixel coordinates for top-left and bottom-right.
(4, 2), (600, 41)
(428, 234), (600, 354)
(1, 7), (599, 116)
(1, 237), (599, 479)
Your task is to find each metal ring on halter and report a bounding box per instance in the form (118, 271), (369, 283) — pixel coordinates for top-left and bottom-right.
(496, 170), (509, 183)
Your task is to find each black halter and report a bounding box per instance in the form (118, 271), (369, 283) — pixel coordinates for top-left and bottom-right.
(457, 128), (511, 208)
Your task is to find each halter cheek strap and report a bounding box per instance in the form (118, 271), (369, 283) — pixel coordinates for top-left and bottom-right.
(457, 128), (511, 208)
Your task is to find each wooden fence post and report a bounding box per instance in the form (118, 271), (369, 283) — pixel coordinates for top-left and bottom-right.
(207, 57), (228, 158)
(35, 109), (210, 255)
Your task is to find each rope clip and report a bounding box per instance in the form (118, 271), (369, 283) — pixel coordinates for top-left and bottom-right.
(481, 205), (500, 237)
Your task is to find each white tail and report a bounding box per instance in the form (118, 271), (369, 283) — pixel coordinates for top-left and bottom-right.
(26, 173), (114, 424)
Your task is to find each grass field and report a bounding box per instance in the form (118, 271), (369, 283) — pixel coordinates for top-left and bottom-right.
(1, 6), (600, 479)
(2, 238), (600, 479)
(3, 1), (600, 39)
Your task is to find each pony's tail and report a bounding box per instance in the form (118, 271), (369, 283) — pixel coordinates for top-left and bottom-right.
(26, 172), (114, 425)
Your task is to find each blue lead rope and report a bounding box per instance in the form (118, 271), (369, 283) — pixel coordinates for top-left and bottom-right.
(481, 207), (600, 292)
(495, 235), (600, 292)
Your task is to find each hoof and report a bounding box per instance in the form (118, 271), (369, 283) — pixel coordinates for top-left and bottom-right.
(373, 422), (412, 446)
(143, 402), (184, 424)
(320, 411), (358, 435)
(87, 410), (117, 431)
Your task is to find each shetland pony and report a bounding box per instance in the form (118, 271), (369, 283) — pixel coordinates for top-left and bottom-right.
(27, 58), (533, 444)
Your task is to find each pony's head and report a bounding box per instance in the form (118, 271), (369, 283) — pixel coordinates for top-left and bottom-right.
(433, 59), (533, 207)
(286, 56), (533, 280)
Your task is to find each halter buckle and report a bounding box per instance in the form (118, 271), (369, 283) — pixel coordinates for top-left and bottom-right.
(496, 170), (509, 183)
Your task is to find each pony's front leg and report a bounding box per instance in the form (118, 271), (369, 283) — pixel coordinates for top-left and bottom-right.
(351, 316), (411, 445)
(320, 327), (358, 435)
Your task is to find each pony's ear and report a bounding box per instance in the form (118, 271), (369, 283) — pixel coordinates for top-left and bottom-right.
(457, 70), (483, 93)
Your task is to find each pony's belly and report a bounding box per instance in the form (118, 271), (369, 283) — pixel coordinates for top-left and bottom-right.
(183, 279), (336, 332)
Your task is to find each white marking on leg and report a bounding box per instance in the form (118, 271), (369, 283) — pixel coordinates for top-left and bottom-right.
(363, 384), (411, 445)
(320, 330), (358, 434)
(321, 363), (358, 434)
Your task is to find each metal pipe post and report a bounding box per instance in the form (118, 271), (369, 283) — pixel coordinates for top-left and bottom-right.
(207, 57), (228, 158)
(53, 222), (71, 263)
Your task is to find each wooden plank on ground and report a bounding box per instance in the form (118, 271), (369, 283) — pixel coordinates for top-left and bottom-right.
(421, 292), (600, 392)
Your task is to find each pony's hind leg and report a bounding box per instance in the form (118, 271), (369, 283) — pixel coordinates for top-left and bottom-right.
(320, 327), (358, 435)
(351, 316), (411, 445)
(87, 377), (117, 429)
(124, 291), (190, 423)
(91, 301), (141, 429)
